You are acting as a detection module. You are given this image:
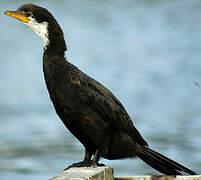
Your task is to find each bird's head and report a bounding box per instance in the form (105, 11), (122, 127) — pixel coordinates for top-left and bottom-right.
(5, 4), (66, 55)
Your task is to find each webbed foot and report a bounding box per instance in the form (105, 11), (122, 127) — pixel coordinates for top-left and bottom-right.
(64, 160), (105, 170)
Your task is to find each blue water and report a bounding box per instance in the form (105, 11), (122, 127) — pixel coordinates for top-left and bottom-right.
(0, 0), (201, 179)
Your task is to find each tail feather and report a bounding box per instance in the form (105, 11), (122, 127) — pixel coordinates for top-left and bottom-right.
(137, 147), (196, 175)
(139, 148), (181, 175)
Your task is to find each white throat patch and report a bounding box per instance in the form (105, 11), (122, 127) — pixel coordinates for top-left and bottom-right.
(25, 17), (49, 49)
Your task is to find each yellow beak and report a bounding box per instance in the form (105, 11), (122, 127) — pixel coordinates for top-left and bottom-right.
(4, 11), (30, 23)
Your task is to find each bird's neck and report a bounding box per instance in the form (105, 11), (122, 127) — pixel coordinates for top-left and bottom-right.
(36, 19), (67, 57)
(25, 17), (67, 56)
(42, 27), (67, 77)
(44, 31), (66, 57)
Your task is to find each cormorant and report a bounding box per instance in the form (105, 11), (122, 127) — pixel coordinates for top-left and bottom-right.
(4, 4), (196, 175)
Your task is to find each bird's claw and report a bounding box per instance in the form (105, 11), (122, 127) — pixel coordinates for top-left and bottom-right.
(64, 161), (105, 170)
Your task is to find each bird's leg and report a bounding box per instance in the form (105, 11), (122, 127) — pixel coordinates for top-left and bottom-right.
(91, 149), (100, 167)
(83, 149), (92, 162)
(91, 130), (111, 167)
(91, 148), (105, 167)
(64, 149), (92, 170)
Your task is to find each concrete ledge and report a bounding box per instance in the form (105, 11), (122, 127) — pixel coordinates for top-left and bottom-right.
(115, 175), (201, 180)
(50, 166), (114, 180)
(50, 167), (200, 180)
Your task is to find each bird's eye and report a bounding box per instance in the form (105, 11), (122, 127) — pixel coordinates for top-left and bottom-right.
(25, 11), (32, 17)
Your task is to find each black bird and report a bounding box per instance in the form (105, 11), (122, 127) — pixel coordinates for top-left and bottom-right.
(4, 4), (196, 175)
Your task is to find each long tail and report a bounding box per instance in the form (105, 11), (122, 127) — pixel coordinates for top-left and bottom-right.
(137, 146), (196, 175)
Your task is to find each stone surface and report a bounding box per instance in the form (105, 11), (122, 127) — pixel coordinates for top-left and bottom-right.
(50, 167), (200, 180)
(50, 166), (114, 180)
(115, 175), (201, 180)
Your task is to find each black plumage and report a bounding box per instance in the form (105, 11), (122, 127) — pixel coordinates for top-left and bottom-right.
(5, 4), (196, 175)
